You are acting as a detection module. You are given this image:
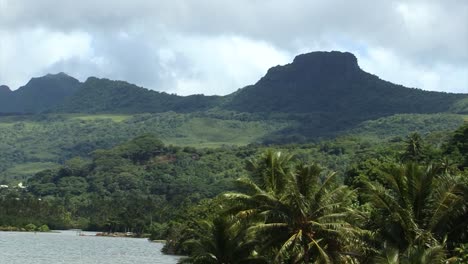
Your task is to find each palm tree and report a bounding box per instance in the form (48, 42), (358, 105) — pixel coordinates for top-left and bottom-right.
(363, 163), (466, 262)
(180, 216), (266, 264)
(374, 244), (446, 264)
(402, 133), (425, 162)
(225, 151), (364, 263)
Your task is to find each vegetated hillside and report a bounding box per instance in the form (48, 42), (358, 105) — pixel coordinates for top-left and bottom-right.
(0, 130), (402, 230)
(164, 124), (468, 262)
(451, 97), (468, 114)
(0, 112), (287, 182)
(225, 51), (464, 116)
(223, 51), (466, 139)
(0, 73), (81, 113)
(1, 135), (249, 230)
(1, 124), (466, 261)
(0, 111), (465, 183)
(53, 77), (222, 114)
(2, 51), (465, 119)
(0, 51), (466, 169)
(348, 113), (467, 139)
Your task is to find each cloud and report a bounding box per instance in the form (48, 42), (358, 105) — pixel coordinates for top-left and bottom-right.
(159, 34), (292, 95)
(0, 0), (466, 94)
(46, 30), (293, 95)
(0, 27), (92, 88)
(357, 47), (468, 93)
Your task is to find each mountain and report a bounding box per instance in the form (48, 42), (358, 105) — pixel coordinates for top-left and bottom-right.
(54, 77), (222, 114)
(0, 85), (11, 94)
(0, 51), (466, 120)
(224, 51), (464, 117)
(219, 51), (466, 140)
(0, 73), (81, 113)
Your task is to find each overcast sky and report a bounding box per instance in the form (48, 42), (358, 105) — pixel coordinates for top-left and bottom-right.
(0, 0), (467, 95)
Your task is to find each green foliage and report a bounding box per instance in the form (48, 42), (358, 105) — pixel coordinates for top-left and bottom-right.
(0, 73), (81, 113)
(444, 123), (468, 168)
(175, 151), (367, 263)
(450, 98), (468, 114)
(349, 114), (465, 139)
(225, 52), (466, 140)
(180, 216), (267, 264)
(1, 112), (463, 182)
(38, 224), (50, 232)
(0, 112), (285, 181)
(24, 223), (37, 231)
(20, 135), (250, 232)
(172, 125), (468, 263)
(453, 244), (468, 264)
(53, 77), (222, 114)
(359, 161), (468, 263)
(148, 222), (169, 241)
(402, 132), (425, 162)
(0, 121), (466, 263)
(374, 244), (447, 264)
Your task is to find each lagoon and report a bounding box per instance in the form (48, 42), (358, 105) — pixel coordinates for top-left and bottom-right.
(0, 231), (180, 264)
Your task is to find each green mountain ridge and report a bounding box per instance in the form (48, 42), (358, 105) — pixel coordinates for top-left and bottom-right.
(225, 51), (464, 115)
(53, 77), (222, 114)
(1, 51), (467, 180)
(0, 73), (81, 113)
(1, 51), (466, 117)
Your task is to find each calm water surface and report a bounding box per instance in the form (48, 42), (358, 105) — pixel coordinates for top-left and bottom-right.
(0, 230), (180, 264)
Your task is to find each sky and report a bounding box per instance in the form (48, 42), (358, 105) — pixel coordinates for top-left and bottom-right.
(0, 0), (467, 95)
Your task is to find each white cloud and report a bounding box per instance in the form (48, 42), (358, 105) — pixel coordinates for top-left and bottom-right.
(0, 0), (466, 94)
(0, 28), (92, 89)
(161, 35), (292, 95)
(357, 47), (468, 93)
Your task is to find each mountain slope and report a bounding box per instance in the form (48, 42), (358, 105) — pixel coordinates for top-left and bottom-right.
(0, 73), (81, 113)
(54, 77), (222, 114)
(0, 85), (11, 94)
(224, 51), (464, 117)
(220, 51), (466, 140)
(1, 51), (465, 121)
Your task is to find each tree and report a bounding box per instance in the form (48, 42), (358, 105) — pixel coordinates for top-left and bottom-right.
(225, 151), (364, 263)
(181, 216), (266, 264)
(363, 163), (466, 262)
(402, 133), (425, 162)
(444, 124), (468, 169)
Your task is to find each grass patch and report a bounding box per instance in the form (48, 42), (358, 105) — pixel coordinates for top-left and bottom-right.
(69, 114), (131, 122)
(173, 117), (285, 146)
(2, 162), (61, 181)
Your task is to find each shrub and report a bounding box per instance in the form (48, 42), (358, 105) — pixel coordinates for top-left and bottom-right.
(25, 223), (37, 231)
(38, 224), (50, 232)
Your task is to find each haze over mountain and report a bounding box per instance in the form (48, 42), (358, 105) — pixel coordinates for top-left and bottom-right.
(0, 51), (466, 119)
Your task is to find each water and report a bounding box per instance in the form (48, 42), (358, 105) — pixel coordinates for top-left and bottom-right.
(0, 231), (181, 264)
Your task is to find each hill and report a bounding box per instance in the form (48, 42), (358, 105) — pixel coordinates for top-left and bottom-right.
(224, 51), (465, 128)
(0, 112), (287, 182)
(1, 51), (465, 118)
(0, 73), (81, 113)
(53, 77), (222, 114)
(0, 111), (465, 182)
(1, 51), (465, 140)
(0, 50), (467, 178)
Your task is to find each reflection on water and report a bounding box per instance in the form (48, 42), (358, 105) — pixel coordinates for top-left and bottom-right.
(0, 230), (180, 264)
